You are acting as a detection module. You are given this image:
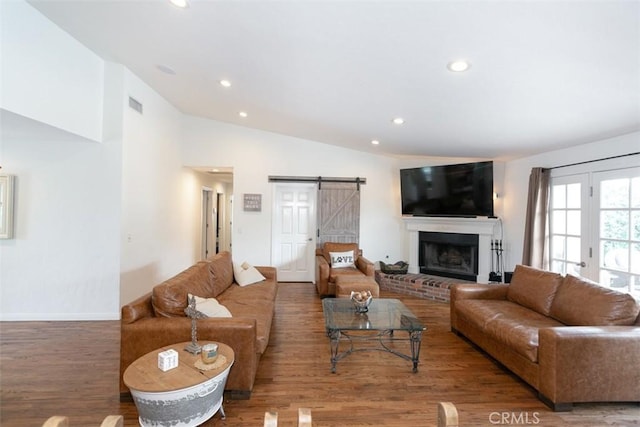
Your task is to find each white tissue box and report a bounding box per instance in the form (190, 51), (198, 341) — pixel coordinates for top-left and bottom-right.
(158, 349), (179, 371)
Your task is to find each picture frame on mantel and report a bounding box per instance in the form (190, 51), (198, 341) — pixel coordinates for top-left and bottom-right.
(0, 175), (15, 239)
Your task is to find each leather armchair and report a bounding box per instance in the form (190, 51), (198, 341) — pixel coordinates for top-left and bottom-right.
(315, 242), (374, 296)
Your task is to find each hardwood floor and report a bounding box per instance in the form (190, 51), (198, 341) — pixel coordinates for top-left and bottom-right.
(1, 283), (638, 426)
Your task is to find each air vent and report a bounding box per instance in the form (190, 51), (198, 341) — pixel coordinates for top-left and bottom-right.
(128, 96), (143, 114)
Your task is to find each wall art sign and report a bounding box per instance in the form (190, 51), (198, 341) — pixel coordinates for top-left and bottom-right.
(243, 193), (262, 212)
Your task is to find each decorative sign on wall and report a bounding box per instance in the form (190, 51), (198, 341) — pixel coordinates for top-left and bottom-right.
(243, 193), (262, 212)
(0, 175), (15, 239)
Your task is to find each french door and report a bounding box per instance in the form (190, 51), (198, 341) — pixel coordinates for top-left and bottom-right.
(550, 165), (640, 296)
(549, 174), (590, 277)
(592, 168), (640, 295)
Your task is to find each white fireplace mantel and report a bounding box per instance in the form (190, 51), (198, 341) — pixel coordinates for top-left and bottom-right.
(403, 216), (499, 283)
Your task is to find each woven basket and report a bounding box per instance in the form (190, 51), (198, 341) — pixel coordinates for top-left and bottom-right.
(379, 261), (409, 274)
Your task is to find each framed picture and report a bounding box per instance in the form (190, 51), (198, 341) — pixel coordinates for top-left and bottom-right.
(0, 175), (15, 239)
(243, 193), (262, 212)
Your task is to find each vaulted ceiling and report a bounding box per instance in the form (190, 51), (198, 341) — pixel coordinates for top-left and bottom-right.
(29, 0), (640, 160)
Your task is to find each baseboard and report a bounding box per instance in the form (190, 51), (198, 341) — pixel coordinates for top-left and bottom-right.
(225, 390), (252, 400)
(1, 312), (120, 321)
(538, 393), (573, 412)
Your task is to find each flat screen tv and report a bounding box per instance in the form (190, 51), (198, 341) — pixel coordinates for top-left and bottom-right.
(400, 161), (494, 217)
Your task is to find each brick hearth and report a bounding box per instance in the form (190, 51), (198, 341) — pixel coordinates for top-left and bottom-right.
(375, 270), (476, 303)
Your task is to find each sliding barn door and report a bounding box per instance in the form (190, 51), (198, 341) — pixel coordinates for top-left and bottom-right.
(317, 182), (360, 246)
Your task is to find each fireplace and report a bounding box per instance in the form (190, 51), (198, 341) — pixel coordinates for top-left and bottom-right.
(404, 216), (498, 283)
(419, 232), (479, 281)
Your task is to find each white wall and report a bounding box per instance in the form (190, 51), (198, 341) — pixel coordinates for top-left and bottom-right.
(118, 71), (201, 306)
(0, 1), (122, 320)
(181, 116), (404, 267)
(502, 131), (640, 271)
(0, 113), (122, 321)
(0, 61), (234, 318)
(0, 0), (104, 142)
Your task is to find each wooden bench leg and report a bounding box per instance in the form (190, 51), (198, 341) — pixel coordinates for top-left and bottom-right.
(298, 408), (312, 427)
(42, 416), (69, 427)
(100, 415), (123, 427)
(264, 411), (278, 427)
(438, 402), (459, 427)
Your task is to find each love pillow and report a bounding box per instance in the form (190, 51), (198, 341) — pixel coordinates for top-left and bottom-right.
(330, 250), (355, 268)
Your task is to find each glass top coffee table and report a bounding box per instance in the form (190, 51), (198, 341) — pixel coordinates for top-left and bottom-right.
(322, 298), (426, 373)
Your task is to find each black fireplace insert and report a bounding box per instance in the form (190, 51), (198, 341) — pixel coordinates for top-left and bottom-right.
(419, 231), (479, 281)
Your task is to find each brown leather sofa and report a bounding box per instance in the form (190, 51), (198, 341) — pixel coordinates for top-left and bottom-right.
(315, 242), (375, 297)
(450, 264), (640, 411)
(120, 251), (277, 400)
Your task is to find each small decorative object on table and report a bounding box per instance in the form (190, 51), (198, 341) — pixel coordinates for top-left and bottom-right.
(350, 290), (373, 313)
(158, 349), (179, 372)
(201, 343), (218, 364)
(380, 261), (409, 274)
(195, 343), (228, 371)
(184, 295), (207, 354)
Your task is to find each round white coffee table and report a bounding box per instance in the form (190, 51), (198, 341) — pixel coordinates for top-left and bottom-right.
(124, 341), (234, 427)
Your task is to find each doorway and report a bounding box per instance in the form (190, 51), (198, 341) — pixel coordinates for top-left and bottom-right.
(197, 167), (234, 259)
(216, 192), (232, 253)
(201, 188), (215, 260)
(271, 183), (317, 282)
(550, 161), (640, 297)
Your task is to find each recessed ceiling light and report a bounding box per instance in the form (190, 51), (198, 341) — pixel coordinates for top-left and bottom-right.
(447, 60), (471, 72)
(371, 140), (380, 145)
(392, 117), (405, 125)
(239, 111), (248, 118)
(169, 0), (189, 8)
(219, 80), (232, 88)
(212, 168), (220, 172)
(156, 64), (176, 75)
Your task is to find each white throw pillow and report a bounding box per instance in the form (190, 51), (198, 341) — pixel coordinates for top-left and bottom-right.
(233, 261), (266, 286)
(188, 293), (232, 318)
(330, 250), (355, 268)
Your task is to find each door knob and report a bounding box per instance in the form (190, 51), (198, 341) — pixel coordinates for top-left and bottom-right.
(575, 261), (586, 267)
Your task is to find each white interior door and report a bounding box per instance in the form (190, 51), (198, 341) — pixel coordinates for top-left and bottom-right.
(272, 183), (316, 282)
(216, 192), (226, 253)
(201, 188), (215, 260)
